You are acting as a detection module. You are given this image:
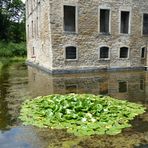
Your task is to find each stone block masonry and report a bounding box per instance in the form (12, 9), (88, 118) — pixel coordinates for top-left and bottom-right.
(26, 0), (148, 74)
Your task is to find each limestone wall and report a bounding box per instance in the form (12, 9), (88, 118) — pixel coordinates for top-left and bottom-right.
(26, 0), (148, 72)
(26, 0), (52, 70)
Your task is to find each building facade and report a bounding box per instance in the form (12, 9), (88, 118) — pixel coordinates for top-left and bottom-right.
(26, 0), (148, 74)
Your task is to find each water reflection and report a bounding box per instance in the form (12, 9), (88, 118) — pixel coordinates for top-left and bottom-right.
(28, 67), (148, 104)
(0, 65), (12, 130)
(0, 62), (148, 148)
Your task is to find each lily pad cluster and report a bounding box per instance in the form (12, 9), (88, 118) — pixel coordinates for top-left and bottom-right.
(19, 94), (145, 136)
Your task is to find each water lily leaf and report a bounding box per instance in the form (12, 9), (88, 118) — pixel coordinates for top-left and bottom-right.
(19, 94), (146, 137)
(106, 128), (122, 135)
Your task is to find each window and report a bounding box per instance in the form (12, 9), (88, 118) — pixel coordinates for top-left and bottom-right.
(141, 47), (146, 58)
(100, 46), (109, 59)
(100, 82), (108, 95)
(65, 84), (77, 93)
(120, 11), (130, 34)
(100, 9), (110, 34)
(119, 81), (127, 93)
(32, 47), (35, 58)
(32, 20), (34, 37)
(64, 6), (76, 32)
(36, 17), (39, 37)
(120, 47), (128, 58)
(140, 80), (144, 90)
(65, 46), (77, 60)
(143, 13), (148, 35)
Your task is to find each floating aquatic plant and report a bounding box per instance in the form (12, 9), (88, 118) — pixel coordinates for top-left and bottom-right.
(19, 94), (145, 136)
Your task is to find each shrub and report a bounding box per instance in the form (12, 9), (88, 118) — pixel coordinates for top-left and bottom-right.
(0, 41), (26, 57)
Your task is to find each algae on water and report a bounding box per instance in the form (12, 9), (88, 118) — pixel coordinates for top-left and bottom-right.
(19, 94), (145, 136)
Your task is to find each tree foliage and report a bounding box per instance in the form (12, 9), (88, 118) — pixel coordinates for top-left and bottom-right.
(0, 0), (25, 43)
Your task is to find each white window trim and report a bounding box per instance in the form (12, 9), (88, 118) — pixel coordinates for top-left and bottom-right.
(64, 45), (78, 61)
(119, 8), (131, 35)
(142, 13), (148, 36)
(118, 46), (130, 59)
(63, 4), (78, 34)
(98, 6), (111, 34)
(98, 45), (110, 60)
(141, 46), (146, 59)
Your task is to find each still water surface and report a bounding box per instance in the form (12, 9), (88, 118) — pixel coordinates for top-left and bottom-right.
(0, 62), (148, 148)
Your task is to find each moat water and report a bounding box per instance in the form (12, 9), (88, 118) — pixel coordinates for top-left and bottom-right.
(0, 61), (148, 148)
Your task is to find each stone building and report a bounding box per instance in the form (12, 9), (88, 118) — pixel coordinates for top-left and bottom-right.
(26, 0), (148, 74)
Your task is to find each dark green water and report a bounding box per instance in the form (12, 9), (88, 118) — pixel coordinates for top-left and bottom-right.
(0, 62), (148, 148)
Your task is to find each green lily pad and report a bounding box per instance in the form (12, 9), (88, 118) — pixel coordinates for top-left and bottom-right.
(19, 94), (146, 136)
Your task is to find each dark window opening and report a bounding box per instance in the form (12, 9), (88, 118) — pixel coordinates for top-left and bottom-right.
(65, 84), (77, 94)
(140, 80), (144, 90)
(100, 9), (110, 33)
(120, 47), (128, 58)
(27, 25), (29, 39)
(32, 47), (35, 55)
(100, 47), (109, 58)
(31, 47), (36, 58)
(66, 46), (77, 59)
(119, 81), (127, 93)
(64, 6), (76, 32)
(120, 11), (130, 34)
(32, 20), (34, 37)
(143, 14), (148, 35)
(100, 82), (108, 95)
(141, 47), (146, 58)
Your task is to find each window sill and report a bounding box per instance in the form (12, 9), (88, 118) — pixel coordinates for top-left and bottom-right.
(118, 58), (129, 60)
(63, 31), (78, 35)
(65, 59), (78, 62)
(99, 32), (111, 36)
(99, 58), (110, 61)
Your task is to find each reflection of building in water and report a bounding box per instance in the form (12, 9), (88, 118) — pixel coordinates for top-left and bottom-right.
(28, 67), (147, 104)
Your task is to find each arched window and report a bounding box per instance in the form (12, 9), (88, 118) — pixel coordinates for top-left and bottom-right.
(65, 46), (77, 60)
(100, 46), (109, 59)
(120, 47), (128, 58)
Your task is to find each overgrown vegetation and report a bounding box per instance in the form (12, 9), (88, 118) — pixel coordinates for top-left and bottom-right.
(0, 41), (26, 57)
(0, 0), (25, 43)
(19, 94), (145, 137)
(0, 0), (26, 57)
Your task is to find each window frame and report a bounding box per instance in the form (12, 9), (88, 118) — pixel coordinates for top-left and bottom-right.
(141, 46), (146, 59)
(119, 9), (131, 35)
(98, 7), (111, 34)
(65, 84), (78, 94)
(119, 46), (129, 59)
(118, 80), (128, 93)
(63, 4), (78, 34)
(98, 46), (110, 60)
(65, 46), (78, 61)
(31, 47), (36, 58)
(142, 13), (148, 36)
(139, 79), (145, 91)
